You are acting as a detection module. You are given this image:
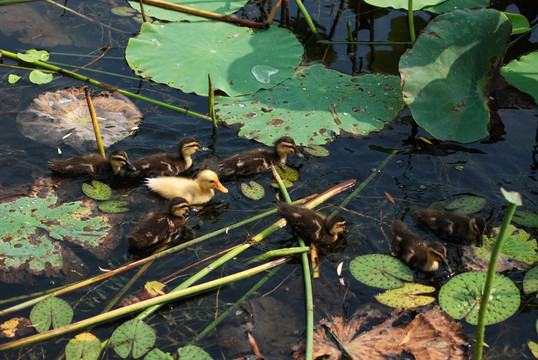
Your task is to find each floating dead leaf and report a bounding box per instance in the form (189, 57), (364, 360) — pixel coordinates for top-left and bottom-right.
(0, 317), (34, 338)
(17, 87), (143, 152)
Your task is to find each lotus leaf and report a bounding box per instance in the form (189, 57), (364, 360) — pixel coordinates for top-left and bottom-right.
(29, 70), (53, 84)
(375, 282), (436, 308)
(444, 195), (486, 214)
(110, 319), (156, 359)
(529, 341), (538, 358)
(177, 345), (212, 359)
(474, 225), (538, 266)
(425, 0), (489, 13)
(439, 271), (519, 325)
(501, 51), (538, 104)
(126, 22), (302, 97)
(270, 179), (294, 188)
(399, 9), (511, 143)
(17, 49), (50, 62)
(65, 333), (101, 360)
(523, 267), (538, 295)
(503, 12), (531, 35)
(82, 180), (112, 201)
(363, 0), (444, 10)
(98, 200), (130, 213)
(303, 145), (329, 157)
(512, 210), (538, 228)
(276, 164), (299, 182)
(145, 348), (174, 360)
(216, 65), (404, 146)
(129, 0), (247, 22)
(30, 297), (73, 333)
(349, 254), (414, 289)
(241, 181), (265, 200)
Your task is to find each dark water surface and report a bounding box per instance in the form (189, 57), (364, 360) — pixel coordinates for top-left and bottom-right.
(0, 0), (537, 359)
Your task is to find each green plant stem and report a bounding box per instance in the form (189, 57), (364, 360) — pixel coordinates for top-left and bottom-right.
(0, 259), (287, 351)
(194, 266), (280, 342)
(248, 246), (310, 263)
(407, 0), (416, 45)
(208, 74), (217, 128)
(84, 87), (106, 158)
(293, 0), (321, 40)
(473, 201), (518, 360)
(0, 49), (210, 121)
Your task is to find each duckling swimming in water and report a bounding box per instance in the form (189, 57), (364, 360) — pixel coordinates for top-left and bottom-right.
(146, 169), (228, 205)
(130, 137), (205, 178)
(128, 197), (190, 250)
(417, 209), (486, 245)
(391, 219), (449, 272)
(49, 149), (135, 178)
(218, 136), (298, 177)
(278, 203), (346, 245)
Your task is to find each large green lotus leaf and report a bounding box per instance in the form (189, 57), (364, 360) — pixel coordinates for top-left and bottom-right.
(110, 319), (156, 359)
(523, 267), (538, 295)
(216, 65), (404, 145)
(425, 0), (489, 13)
(126, 22), (302, 97)
(129, 0), (247, 22)
(375, 282), (436, 308)
(349, 254), (414, 290)
(30, 297), (73, 333)
(399, 9), (511, 143)
(363, 0), (445, 10)
(500, 51), (538, 104)
(439, 271), (519, 325)
(65, 333), (101, 360)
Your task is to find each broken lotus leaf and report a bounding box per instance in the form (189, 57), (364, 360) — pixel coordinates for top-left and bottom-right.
(82, 180), (112, 201)
(65, 332), (101, 360)
(216, 64), (405, 146)
(177, 345), (212, 359)
(0, 317), (33, 339)
(17, 87), (143, 152)
(375, 282), (436, 308)
(439, 271), (519, 325)
(523, 267), (538, 295)
(512, 210), (538, 228)
(30, 297), (73, 333)
(461, 245), (530, 272)
(477, 224), (538, 265)
(349, 254), (414, 289)
(110, 319), (156, 359)
(240, 181), (265, 200)
(444, 195), (486, 214)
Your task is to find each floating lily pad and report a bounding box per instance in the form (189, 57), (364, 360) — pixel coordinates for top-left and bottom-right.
(501, 51), (538, 104)
(30, 297), (73, 333)
(439, 271), (520, 325)
(375, 282), (436, 308)
(216, 65), (405, 146)
(276, 164), (299, 182)
(98, 200), (129, 213)
(303, 145), (329, 157)
(177, 345), (212, 359)
(349, 254), (414, 289)
(444, 195), (486, 214)
(145, 281), (166, 296)
(512, 210), (538, 228)
(399, 9), (511, 143)
(529, 341), (538, 358)
(129, 0), (247, 22)
(17, 49), (50, 62)
(17, 87), (143, 152)
(65, 333), (101, 360)
(523, 267), (538, 295)
(110, 319), (156, 359)
(126, 22), (302, 97)
(29, 70), (53, 84)
(270, 179), (294, 189)
(477, 225), (538, 265)
(82, 180), (112, 201)
(8, 74), (21, 84)
(363, 0), (444, 10)
(241, 181), (265, 200)
(145, 348), (174, 360)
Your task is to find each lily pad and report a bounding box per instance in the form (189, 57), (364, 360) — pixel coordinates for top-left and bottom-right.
(523, 267), (538, 295)
(145, 348), (174, 360)
(82, 180), (112, 201)
(110, 319), (156, 359)
(529, 341), (538, 358)
(303, 145), (329, 157)
(30, 297), (73, 333)
(399, 9), (511, 143)
(439, 271), (520, 325)
(17, 87), (143, 152)
(126, 22), (302, 97)
(241, 181), (265, 200)
(363, 0), (444, 10)
(129, 0), (247, 22)
(375, 282), (436, 308)
(444, 195), (486, 214)
(216, 65), (405, 146)
(479, 225), (538, 265)
(270, 179), (294, 188)
(65, 333), (101, 360)
(501, 51), (538, 104)
(177, 345), (212, 359)
(29, 70), (53, 84)
(98, 200), (129, 213)
(276, 164), (300, 182)
(512, 210), (538, 228)
(17, 49), (50, 63)
(349, 254), (414, 290)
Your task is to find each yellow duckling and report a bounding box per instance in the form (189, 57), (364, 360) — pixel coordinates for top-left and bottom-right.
(127, 197), (190, 250)
(278, 203), (346, 245)
(391, 220), (449, 272)
(130, 137), (205, 178)
(49, 149), (135, 178)
(218, 136), (299, 177)
(146, 169), (228, 205)
(417, 209), (486, 245)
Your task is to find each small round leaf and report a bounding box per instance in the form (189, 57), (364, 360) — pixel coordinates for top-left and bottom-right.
(176, 345), (213, 359)
(523, 267), (538, 295)
(110, 319), (156, 359)
(270, 179), (294, 189)
(82, 180), (112, 201)
(144, 348), (174, 360)
(444, 195), (486, 214)
(375, 282), (436, 308)
(29, 70), (53, 84)
(349, 254), (414, 289)
(98, 200), (129, 213)
(276, 164), (299, 182)
(65, 332), (101, 360)
(240, 181), (265, 200)
(30, 297), (73, 333)
(303, 145), (329, 157)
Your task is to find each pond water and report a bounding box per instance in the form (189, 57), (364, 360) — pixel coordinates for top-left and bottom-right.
(0, 0), (537, 359)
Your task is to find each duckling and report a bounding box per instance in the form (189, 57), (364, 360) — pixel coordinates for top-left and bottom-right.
(391, 220), (449, 272)
(417, 209), (486, 245)
(128, 197), (190, 250)
(130, 137), (204, 178)
(49, 149), (135, 178)
(146, 169), (228, 205)
(278, 203), (346, 245)
(218, 136), (298, 177)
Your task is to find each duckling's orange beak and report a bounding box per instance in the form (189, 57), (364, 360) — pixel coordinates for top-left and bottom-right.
(215, 181), (228, 193)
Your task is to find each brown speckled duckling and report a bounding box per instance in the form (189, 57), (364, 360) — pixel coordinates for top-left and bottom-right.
(49, 149), (135, 177)
(391, 220), (449, 272)
(417, 209), (486, 245)
(128, 197), (190, 250)
(278, 203), (346, 245)
(218, 136), (298, 177)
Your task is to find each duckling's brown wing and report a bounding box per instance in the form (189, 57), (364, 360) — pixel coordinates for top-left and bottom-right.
(128, 212), (186, 249)
(49, 154), (108, 177)
(131, 154), (187, 177)
(278, 204), (330, 244)
(218, 148), (278, 176)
